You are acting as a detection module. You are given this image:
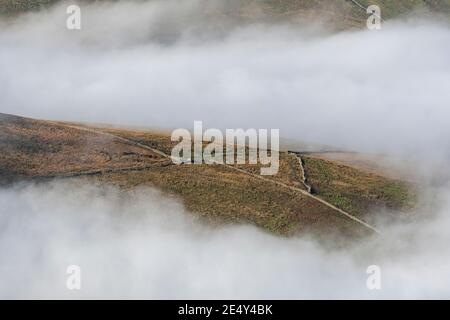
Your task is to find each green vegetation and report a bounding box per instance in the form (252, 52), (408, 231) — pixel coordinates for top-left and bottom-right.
(0, 0), (58, 15)
(2, 0), (448, 20)
(86, 160), (371, 239)
(302, 156), (417, 219)
(0, 115), (168, 178)
(354, 0), (450, 18)
(262, 0), (450, 16)
(96, 126), (417, 231)
(256, 0), (450, 25)
(0, 113), (417, 240)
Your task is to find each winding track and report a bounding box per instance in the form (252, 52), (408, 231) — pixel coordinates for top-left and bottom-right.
(49, 122), (380, 234)
(227, 165), (380, 234)
(50, 121), (169, 157)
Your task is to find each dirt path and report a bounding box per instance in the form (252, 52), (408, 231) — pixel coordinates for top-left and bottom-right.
(52, 122), (380, 234)
(50, 122), (168, 158)
(37, 162), (171, 180)
(227, 165), (380, 234)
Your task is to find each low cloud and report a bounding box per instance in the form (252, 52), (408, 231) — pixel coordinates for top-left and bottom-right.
(0, 180), (449, 299)
(1, 1), (450, 299)
(0, 1), (449, 159)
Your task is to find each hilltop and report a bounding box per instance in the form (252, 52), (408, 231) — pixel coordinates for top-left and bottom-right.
(0, 113), (416, 241)
(1, 0), (449, 27)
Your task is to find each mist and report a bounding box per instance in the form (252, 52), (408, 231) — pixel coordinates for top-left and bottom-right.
(1, 0), (450, 299)
(0, 0), (449, 158)
(0, 180), (449, 299)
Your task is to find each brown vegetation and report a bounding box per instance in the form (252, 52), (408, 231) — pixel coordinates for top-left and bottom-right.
(0, 113), (416, 239)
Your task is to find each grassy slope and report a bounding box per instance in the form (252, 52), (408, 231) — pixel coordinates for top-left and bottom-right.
(262, 0), (450, 16)
(353, 0), (450, 17)
(96, 125), (417, 221)
(0, 114), (372, 239)
(0, 114), (168, 181)
(97, 127), (309, 190)
(0, 0), (57, 15)
(0, 114), (416, 239)
(303, 155), (416, 219)
(85, 163), (370, 239)
(1, 0), (449, 18)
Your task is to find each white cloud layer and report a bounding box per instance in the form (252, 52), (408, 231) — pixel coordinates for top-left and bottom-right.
(1, 1), (450, 299)
(0, 1), (449, 158)
(0, 181), (450, 299)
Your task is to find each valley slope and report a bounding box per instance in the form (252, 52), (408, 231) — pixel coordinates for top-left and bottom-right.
(0, 113), (416, 241)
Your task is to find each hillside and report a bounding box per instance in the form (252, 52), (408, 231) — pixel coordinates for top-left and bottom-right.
(1, 0), (449, 25)
(0, 113), (416, 241)
(0, 113), (170, 182)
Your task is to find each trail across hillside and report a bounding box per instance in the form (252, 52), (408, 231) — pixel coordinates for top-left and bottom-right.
(37, 163), (171, 180)
(50, 122), (168, 158)
(227, 166), (380, 234)
(52, 122), (380, 234)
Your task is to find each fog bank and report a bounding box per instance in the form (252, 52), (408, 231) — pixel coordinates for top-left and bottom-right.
(1, 1), (450, 299)
(0, 1), (449, 159)
(0, 181), (449, 299)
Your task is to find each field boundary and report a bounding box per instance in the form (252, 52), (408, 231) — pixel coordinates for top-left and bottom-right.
(289, 152), (312, 193)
